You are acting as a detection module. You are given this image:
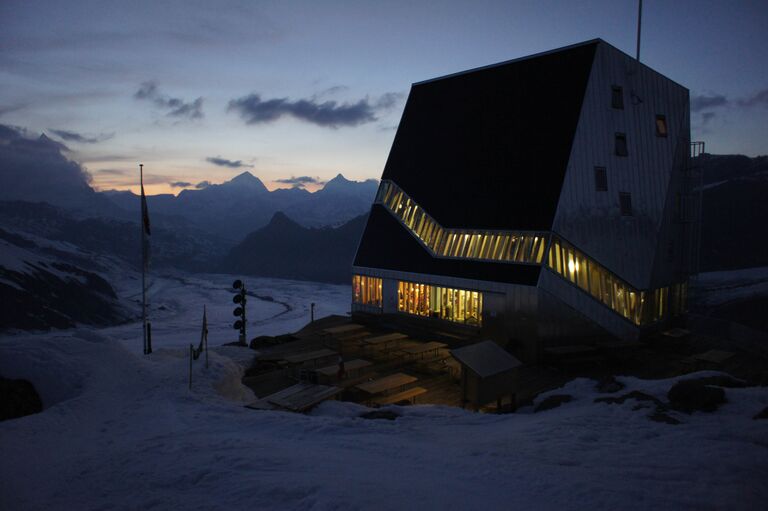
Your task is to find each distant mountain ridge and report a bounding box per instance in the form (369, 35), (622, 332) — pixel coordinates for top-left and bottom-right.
(102, 171), (378, 241)
(698, 154), (768, 271)
(224, 211), (369, 283)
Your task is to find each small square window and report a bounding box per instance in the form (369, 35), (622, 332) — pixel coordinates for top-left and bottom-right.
(619, 192), (633, 216)
(615, 133), (628, 156)
(656, 115), (668, 137)
(611, 86), (624, 109)
(594, 166), (607, 191)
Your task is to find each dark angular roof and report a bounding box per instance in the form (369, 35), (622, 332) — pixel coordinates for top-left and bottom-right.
(451, 340), (522, 377)
(353, 206), (541, 285)
(381, 40), (598, 231)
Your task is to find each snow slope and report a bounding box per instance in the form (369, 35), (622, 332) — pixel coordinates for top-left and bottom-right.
(1, 273), (767, 510)
(103, 271), (352, 355)
(694, 266), (768, 306)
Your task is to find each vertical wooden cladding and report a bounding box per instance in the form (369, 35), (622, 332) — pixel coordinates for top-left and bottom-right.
(377, 180), (548, 265)
(552, 42), (690, 290)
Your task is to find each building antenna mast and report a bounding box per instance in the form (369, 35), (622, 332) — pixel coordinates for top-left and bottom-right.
(636, 0), (643, 61)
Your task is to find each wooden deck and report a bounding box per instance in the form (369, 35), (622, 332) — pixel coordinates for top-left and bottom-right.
(243, 316), (557, 413)
(356, 373), (418, 395)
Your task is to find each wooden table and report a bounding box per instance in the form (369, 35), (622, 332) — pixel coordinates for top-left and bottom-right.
(356, 373), (418, 395)
(322, 324), (364, 336)
(246, 383), (341, 412)
(400, 341), (447, 360)
(362, 333), (407, 350)
(283, 348), (338, 367)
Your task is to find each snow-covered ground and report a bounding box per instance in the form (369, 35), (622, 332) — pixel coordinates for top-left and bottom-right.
(694, 266), (768, 307)
(2, 272), (768, 510)
(104, 271), (352, 355)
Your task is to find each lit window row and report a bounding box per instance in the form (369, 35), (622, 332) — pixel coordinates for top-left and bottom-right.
(397, 280), (482, 326)
(352, 275), (382, 308)
(377, 180), (547, 264)
(546, 236), (686, 326)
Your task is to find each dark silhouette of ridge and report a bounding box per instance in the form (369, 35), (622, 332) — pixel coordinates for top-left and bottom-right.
(223, 212), (369, 284)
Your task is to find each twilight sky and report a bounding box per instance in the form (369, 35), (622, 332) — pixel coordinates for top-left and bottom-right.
(1, 0), (766, 194)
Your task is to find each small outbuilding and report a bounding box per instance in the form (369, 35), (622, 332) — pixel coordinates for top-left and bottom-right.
(451, 341), (522, 412)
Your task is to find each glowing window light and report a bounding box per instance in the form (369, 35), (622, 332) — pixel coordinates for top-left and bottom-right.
(379, 180), (547, 265)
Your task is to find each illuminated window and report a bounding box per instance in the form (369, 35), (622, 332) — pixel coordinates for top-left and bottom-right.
(397, 280), (482, 326)
(619, 192), (633, 216)
(545, 235), (683, 326)
(615, 133), (628, 156)
(611, 85), (624, 109)
(655, 115), (668, 137)
(376, 180), (548, 265)
(352, 275), (382, 308)
(594, 166), (607, 191)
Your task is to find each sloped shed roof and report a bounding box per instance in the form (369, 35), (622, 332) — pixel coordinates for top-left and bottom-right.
(451, 341), (522, 378)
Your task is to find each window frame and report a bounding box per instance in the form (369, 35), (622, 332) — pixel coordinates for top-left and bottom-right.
(655, 114), (668, 137)
(611, 85), (624, 109)
(594, 166), (608, 192)
(615, 133), (628, 157)
(619, 192), (633, 216)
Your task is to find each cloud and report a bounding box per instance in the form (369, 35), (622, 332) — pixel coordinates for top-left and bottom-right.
(0, 104), (27, 117)
(170, 181), (193, 188)
(77, 153), (137, 163)
(96, 168), (127, 175)
(701, 112), (716, 126)
(50, 129), (114, 144)
(316, 85), (349, 98)
(195, 181), (211, 189)
(134, 81), (204, 119)
(375, 92), (404, 109)
(227, 91), (401, 128)
(738, 88), (768, 108)
(205, 156), (251, 168)
(690, 94), (728, 112)
(0, 123), (95, 207)
(274, 175), (325, 188)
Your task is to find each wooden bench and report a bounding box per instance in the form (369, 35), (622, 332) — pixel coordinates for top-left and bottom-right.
(399, 341), (447, 360)
(315, 359), (372, 383)
(373, 387), (427, 405)
(356, 373), (418, 395)
(245, 383), (341, 412)
(361, 333), (408, 353)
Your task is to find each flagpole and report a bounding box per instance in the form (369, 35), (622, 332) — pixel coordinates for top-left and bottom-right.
(140, 163), (152, 354)
(141, 164), (146, 354)
(204, 305), (209, 369)
(636, 0), (643, 61)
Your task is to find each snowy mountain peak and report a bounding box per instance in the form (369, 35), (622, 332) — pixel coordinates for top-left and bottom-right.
(322, 173), (352, 190)
(226, 171), (268, 193)
(318, 173), (379, 197)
